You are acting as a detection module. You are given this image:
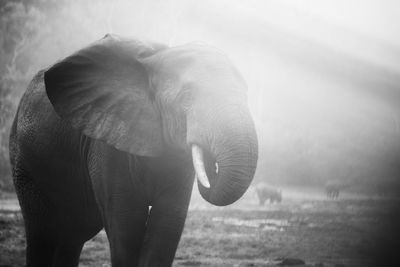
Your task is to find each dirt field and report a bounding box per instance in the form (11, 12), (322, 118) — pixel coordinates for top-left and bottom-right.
(1, 187), (399, 267)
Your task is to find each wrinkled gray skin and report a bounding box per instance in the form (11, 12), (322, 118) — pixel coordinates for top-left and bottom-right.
(255, 183), (282, 205)
(9, 34), (258, 267)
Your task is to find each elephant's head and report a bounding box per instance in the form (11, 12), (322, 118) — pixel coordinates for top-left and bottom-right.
(44, 34), (258, 206)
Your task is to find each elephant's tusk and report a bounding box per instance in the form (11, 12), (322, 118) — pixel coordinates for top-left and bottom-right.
(192, 145), (211, 188)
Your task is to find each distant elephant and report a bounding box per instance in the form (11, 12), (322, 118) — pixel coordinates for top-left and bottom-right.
(325, 181), (348, 199)
(255, 183), (282, 205)
(9, 34), (258, 267)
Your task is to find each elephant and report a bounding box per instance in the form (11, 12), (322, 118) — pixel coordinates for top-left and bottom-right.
(9, 34), (258, 266)
(255, 183), (282, 205)
(325, 180), (349, 200)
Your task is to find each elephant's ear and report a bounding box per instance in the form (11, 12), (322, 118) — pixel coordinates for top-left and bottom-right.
(44, 34), (167, 156)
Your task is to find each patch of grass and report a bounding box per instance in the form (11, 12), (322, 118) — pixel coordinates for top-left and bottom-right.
(0, 197), (397, 266)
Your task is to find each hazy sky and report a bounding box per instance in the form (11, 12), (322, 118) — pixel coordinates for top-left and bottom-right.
(7, 0), (400, 187)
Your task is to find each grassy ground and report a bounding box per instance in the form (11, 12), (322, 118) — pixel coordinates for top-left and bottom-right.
(1, 188), (399, 267)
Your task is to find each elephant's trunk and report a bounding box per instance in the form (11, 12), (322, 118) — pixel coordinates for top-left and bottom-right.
(188, 104), (258, 206)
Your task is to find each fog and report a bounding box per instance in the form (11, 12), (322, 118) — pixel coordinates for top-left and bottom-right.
(1, 0), (399, 194)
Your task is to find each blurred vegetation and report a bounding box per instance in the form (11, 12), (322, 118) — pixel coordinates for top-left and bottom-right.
(0, 0), (110, 190)
(0, 0), (45, 190)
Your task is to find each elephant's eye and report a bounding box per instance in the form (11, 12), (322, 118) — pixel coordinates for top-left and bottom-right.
(177, 88), (193, 111)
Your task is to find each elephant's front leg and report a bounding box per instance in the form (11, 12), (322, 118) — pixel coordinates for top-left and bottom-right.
(105, 193), (149, 267)
(98, 180), (149, 266)
(139, 177), (194, 266)
(89, 146), (150, 266)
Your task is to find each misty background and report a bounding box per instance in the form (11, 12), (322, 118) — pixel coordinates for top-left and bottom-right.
(1, 0), (399, 195)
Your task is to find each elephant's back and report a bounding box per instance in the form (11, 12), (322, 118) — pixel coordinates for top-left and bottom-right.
(15, 70), (82, 161)
(11, 70), (98, 213)
(12, 70), (88, 186)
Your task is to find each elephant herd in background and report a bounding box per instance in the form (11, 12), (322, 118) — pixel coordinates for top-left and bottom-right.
(255, 183), (282, 205)
(325, 181), (346, 199)
(254, 181), (351, 205)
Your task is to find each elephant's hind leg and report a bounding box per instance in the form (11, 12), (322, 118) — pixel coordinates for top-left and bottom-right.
(15, 173), (58, 267)
(25, 229), (85, 267)
(25, 229), (56, 267)
(14, 168), (94, 267)
(52, 242), (84, 267)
